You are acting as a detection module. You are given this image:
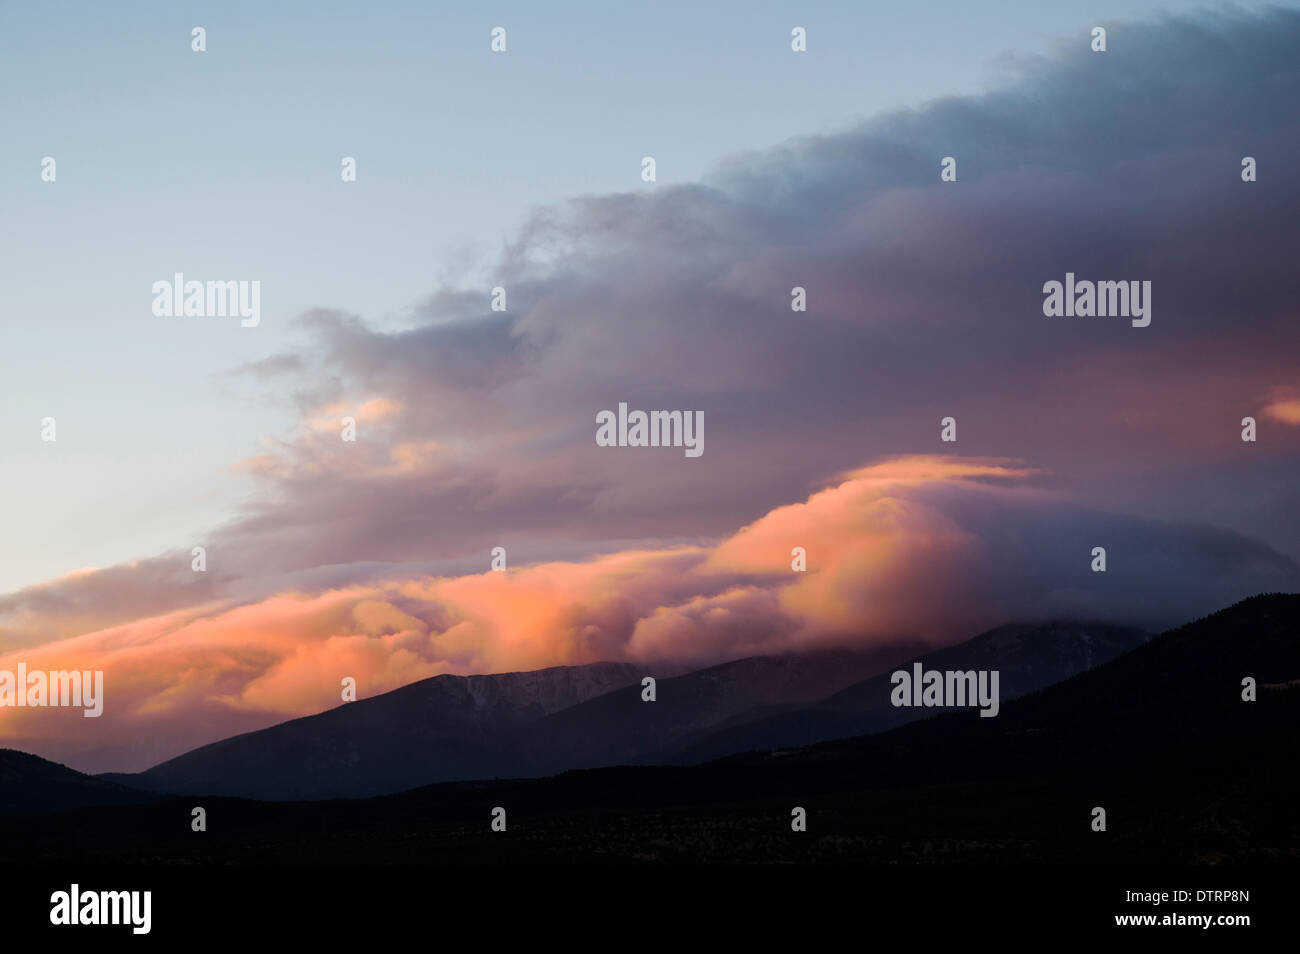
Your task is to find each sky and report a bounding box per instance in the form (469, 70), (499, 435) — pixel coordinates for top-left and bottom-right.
(1, 1), (1298, 772)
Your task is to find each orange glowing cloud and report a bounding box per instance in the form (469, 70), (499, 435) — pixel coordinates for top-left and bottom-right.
(703, 456), (1040, 638)
(1262, 387), (1300, 425)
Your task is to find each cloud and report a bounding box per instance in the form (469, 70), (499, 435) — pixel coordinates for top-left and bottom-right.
(1262, 386), (1300, 425)
(185, 6), (1300, 584)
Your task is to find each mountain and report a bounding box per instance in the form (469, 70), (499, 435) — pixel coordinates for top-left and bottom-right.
(664, 621), (1150, 763)
(502, 644), (919, 775)
(102, 648), (912, 801)
(107, 661), (650, 800)
(0, 749), (156, 814)
(98, 621), (1147, 802)
(1, 593), (1293, 864)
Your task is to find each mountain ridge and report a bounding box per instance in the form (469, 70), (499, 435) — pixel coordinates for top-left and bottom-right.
(1, 593), (1293, 862)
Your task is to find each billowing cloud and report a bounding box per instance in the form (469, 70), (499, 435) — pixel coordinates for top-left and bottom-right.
(190, 6), (1298, 584)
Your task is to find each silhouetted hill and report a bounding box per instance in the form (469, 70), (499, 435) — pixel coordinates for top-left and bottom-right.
(0, 749), (157, 814)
